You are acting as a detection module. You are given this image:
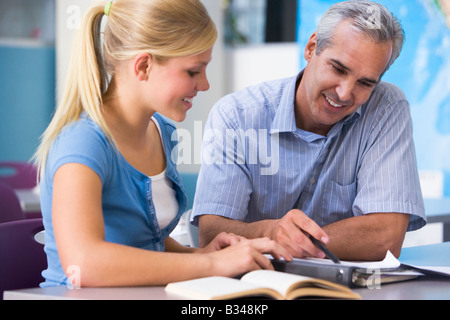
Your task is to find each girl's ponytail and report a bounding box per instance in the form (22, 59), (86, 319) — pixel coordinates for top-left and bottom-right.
(34, 4), (110, 178)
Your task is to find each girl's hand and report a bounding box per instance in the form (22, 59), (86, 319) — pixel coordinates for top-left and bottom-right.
(197, 232), (245, 253)
(205, 237), (293, 278)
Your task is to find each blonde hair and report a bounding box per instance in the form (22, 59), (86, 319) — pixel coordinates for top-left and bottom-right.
(34, 0), (217, 178)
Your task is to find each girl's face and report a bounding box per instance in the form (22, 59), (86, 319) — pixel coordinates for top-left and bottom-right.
(145, 48), (213, 122)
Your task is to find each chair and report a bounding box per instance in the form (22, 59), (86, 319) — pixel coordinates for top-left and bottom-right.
(0, 161), (38, 189)
(180, 172), (198, 211)
(0, 218), (47, 299)
(180, 173), (199, 247)
(0, 182), (25, 223)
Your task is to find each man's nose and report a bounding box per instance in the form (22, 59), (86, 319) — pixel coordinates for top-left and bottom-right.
(335, 79), (354, 103)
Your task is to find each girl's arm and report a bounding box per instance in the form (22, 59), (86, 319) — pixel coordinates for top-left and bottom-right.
(53, 163), (290, 287)
(165, 236), (196, 253)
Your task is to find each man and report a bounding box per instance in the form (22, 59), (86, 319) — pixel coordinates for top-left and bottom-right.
(191, 0), (426, 261)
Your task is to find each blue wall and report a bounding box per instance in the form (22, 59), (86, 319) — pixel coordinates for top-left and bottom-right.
(0, 45), (55, 162)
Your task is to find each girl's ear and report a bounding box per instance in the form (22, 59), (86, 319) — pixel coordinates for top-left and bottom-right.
(134, 53), (153, 81)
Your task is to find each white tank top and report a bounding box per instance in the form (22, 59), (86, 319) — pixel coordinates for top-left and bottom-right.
(150, 118), (179, 229)
(149, 169), (178, 229)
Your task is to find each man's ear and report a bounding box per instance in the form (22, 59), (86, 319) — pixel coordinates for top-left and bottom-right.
(134, 53), (153, 81)
(304, 32), (318, 62)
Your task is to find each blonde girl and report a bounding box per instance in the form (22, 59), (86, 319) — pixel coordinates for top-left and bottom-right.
(34, 0), (290, 288)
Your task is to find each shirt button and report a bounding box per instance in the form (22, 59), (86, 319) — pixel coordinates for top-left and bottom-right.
(310, 177), (316, 184)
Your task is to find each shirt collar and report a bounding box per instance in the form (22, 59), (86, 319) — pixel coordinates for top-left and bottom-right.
(343, 107), (361, 125)
(270, 73), (301, 135)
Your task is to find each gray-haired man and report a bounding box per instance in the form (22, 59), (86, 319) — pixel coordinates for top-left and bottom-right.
(192, 0), (426, 261)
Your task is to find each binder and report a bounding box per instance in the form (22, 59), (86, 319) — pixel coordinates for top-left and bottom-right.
(271, 259), (420, 288)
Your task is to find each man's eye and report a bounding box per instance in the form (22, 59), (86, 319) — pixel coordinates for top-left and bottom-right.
(188, 71), (199, 77)
(359, 80), (375, 88)
(332, 65), (345, 75)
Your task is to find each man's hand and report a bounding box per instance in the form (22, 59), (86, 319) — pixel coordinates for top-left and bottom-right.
(199, 212), (329, 259)
(267, 209), (329, 259)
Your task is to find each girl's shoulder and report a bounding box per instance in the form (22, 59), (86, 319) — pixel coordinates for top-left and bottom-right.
(47, 115), (116, 181)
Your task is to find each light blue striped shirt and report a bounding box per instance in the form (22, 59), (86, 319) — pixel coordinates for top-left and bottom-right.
(192, 74), (426, 232)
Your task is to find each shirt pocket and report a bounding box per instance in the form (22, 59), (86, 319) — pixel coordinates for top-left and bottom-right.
(320, 180), (357, 225)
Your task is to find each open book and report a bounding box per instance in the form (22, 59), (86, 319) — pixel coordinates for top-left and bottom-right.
(165, 270), (360, 300)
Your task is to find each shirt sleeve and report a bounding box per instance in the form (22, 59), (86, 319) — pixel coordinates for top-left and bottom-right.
(47, 120), (112, 185)
(191, 101), (253, 226)
(353, 94), (426, 231)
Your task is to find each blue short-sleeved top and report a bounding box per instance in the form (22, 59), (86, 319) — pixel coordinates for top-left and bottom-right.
(40, 113), (187, 287)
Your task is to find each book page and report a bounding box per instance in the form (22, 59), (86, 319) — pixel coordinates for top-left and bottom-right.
(241, 270), (313, 296)
(165, 276), (278, 300)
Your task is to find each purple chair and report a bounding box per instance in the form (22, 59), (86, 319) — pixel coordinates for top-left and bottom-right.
(0, 218), (47, 299)
(0, 162), (38, 189)
(0, 182), (25, 223)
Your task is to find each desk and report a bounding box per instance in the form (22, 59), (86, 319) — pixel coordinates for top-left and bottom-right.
(4, 277), (450, 300)
(14, 186), (41, 218)
(5, 242), (450, 301)
(353, 277), (450, 300)
(354, 242), (450, 300)
(424, 198), (450, 241)
(3, 286), (174, 300)
(399, 241), (450, 266)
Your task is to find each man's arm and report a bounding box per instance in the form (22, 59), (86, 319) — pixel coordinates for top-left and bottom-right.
(323, 212), (410, 260)
(199, 211), (410, 261)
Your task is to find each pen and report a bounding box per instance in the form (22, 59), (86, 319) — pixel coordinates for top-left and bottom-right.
(309, 235), (341, 264)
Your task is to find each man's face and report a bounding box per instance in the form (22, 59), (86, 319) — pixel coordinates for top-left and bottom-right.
(295, 20), (393, 136)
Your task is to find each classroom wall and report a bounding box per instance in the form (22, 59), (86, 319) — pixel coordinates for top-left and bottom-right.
(0, 44), (55, 162)
(225, 43), (300, 94)
(0, 0), (55, 162)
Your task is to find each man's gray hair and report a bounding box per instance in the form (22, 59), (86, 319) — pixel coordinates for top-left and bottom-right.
(316, 0), (405, 75)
